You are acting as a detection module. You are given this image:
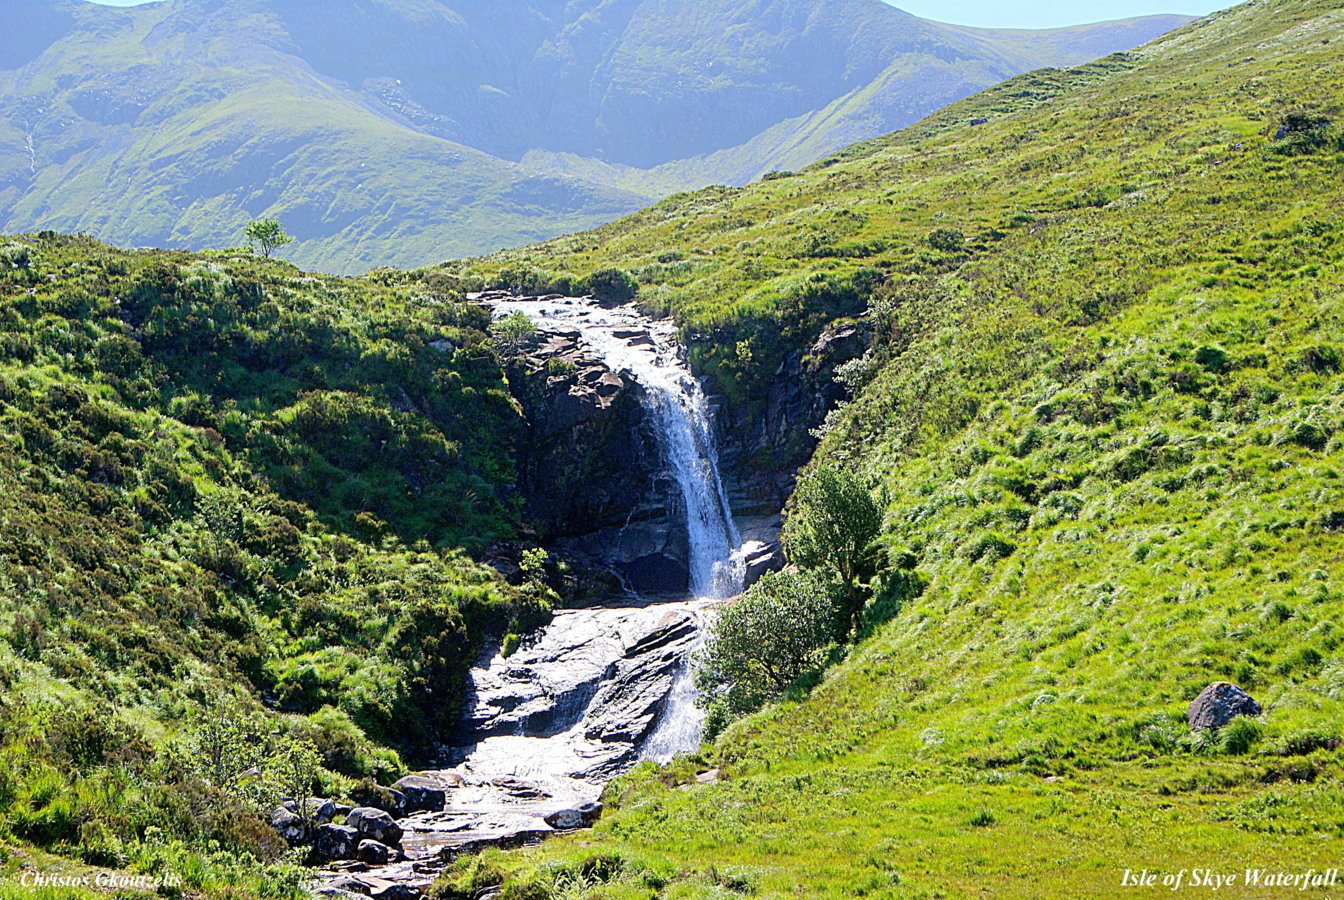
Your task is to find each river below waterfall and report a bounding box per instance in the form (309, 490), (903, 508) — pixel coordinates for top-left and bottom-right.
(318, 295), (750, 896)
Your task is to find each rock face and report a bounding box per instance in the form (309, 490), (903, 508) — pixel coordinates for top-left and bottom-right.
(458, 602), (700, 764)
(504, 325), (685, 593)
(1188, 682), (1262, 729)
(738, 539), (785, 589)
(712, 320), (868, 534)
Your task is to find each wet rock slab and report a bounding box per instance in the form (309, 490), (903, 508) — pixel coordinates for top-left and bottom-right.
(319, 599), (710, 893)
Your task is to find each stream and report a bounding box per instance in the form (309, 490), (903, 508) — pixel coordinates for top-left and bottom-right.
(318, 295), (750, 896)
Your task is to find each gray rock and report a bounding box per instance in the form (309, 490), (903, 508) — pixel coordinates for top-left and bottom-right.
(333, 803), (354, 819)
(311, 824), (359, 861)
(303, 797), (338, 826)
(269, 806), (308, 845)
(1188, 682), (1262, 729)
(352, 785), (406, 816)
(368, 883), (419, 900)
(544, 808), (585, 830)
(316, 880), (368, 899)
(392, 774), (447, 813)
(544, 800), (603, 830)
(356, 839), (393, 865)
(461, 606), (697, 746)
(346, 807), (403, 846)
(740, 540), (784, 590)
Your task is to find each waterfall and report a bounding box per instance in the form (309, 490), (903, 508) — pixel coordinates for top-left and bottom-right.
(315, 295), (750, 890)
(492, 297), (746, 599)
(492, 297), (748, 761)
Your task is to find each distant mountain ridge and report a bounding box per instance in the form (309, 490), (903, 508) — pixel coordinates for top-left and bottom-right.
(0, 0), (1192, 271)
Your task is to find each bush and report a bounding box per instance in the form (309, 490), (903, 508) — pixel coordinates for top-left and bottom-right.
(1220, 718), (1263, 755)
(491, 312), (538, 357)
(783, 465), (883, 635)
(584, 268), (638, 304)
(927, 227), (966, 253)
(695, 569), (844, 731)
(1268, 111), (1340, 156)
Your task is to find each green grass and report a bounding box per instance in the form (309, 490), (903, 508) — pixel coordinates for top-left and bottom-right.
(0, 234), (553, 897)
(0, 0), (1185, 273)
(426, 0), (1344, 895)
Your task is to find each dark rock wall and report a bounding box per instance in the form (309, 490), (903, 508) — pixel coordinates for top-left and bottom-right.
(505, 320), (866, 593)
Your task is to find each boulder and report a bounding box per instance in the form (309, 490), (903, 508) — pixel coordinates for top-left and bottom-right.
(351, 784), (406, 816)
(333, 803), (354, 819)
(543, 800), (603, 830)
(269, 806), (308, 845)
(311, 824), (359, 861)
(303, 797), (338, 825)
(346, 807), (403, 846)
(1188, 682), (1262, 729)
(740, 540), (784, 590)
(544, 808), (584, 830)
(366, 881), (419, 900)
(392, 774), (447, 813)
(356, 839), (394, 865)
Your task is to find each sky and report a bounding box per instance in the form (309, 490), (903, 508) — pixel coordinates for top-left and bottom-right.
(83, 0), (1233, 30)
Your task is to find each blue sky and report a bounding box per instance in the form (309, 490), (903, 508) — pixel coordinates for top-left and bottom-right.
(84, 0), (1233, 30)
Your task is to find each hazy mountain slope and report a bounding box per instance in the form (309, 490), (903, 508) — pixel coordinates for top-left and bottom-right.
(434, 0), (1344, 895)
(0, 0), (647, 274)
(0, 0), (1188, 272)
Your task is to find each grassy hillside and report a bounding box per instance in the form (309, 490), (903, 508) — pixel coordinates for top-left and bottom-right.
(0, 0), (1185, 273)
(0, 233), (548, 896)
(429, 0), (1344, 895)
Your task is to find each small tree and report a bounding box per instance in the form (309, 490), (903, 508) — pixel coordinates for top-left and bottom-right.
(782, 465), (883, 636)
(695, 569), (843, 729)
(491, 311), (538, 358)
(245, 218), (294, 258)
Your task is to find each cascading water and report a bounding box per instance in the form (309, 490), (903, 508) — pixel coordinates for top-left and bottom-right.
(490, 297), (753, 764)
(319, 295), (748, 892)
(492, 297), (746, 600)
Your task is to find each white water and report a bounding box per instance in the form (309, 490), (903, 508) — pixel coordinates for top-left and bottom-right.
(492, 297), (746, 599)
(640, 613), (711, 764)
(492, 296), (750, 759)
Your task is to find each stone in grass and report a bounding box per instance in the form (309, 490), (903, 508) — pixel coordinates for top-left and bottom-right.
(346, 807), (404, 846)
(543, 801), (602, 830)
(1187, 682), (1262, 729)
(269, 806), (308, 846)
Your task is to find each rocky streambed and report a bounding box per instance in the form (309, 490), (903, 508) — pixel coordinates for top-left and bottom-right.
(315, 598), (710, 897)
(313, 293), (797, 898)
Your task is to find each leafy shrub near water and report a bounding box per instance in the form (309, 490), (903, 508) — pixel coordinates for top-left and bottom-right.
(696, 569), (845, 736)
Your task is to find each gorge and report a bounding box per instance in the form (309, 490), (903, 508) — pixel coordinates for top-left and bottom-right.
(319, 295), (775, 895)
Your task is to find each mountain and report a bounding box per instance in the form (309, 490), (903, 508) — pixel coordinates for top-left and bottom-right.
(431, 0), (1344, 895)
(0, 0), (1189, 272)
